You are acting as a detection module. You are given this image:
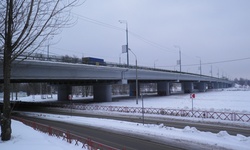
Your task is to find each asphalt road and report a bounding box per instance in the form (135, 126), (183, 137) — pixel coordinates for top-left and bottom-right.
(16, 115), (185, 150)
(17, 106), (250, 137)
(12, 105), (250, 150)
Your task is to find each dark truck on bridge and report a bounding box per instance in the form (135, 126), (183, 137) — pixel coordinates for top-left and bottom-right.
(82, 57), (106, 66)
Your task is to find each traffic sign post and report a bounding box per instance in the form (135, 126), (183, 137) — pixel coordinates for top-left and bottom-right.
(190, 93), (195, 99)
(69, 94), (73, 116)
(141, 92), (146, 125)
(190, 93), (195, 116)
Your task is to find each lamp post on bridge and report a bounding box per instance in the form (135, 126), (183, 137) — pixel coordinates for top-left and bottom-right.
(174, 45), (181, 72)
(119, 20), (129, 67)
(154, 59), (158, 68)
(210, 65), (213, 77)
(47, 36), (53, 61)
(196, 56), (202, 75)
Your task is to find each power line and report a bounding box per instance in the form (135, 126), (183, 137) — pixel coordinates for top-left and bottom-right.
(184, 57), (250, 67)
(62, 13), (250, 68)
(203, 57), (250, 65)
(71, 12), (177, 54)
(72, 12), (124, 32)
(129, 31), (176, 53)
(158, 57), (250, 68)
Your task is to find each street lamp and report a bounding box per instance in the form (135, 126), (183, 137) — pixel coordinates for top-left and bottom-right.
(154, 59), (158, 68)
(47, 36), (54, 61)
(218, 68), (220, 78)
(174, 45), (181, 72)
(196, 56), (202, 75)
(119, 20), (129, 67)
(129, 49), (138, 105)
(210, 65), (213, 77)
(214, 66), (220, 78)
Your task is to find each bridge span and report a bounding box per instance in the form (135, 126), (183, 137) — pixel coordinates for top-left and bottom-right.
(0, 59), (233, 102)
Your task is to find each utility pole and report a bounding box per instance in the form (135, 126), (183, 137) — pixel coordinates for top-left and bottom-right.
(47, 45), (49, 60)
(174, 45), (181, 72)
(200, 58), (202, 75)
(119, 20), (129, 67)
(179, 50), (181, 72)
(47, 36), (53, 61)
(210, 65), (213, 77)
(154, 59), (158, 68)
(126, 22), (129, 67)
(196, 56), (202, 75)
(129, 49), (138, 105)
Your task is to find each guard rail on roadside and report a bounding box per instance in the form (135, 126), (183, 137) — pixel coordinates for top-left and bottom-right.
(62, 104), (250, 122)
(12, 116), (121, 150)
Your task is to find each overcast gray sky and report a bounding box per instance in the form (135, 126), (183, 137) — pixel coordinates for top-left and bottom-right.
(49, 0), (250, 79)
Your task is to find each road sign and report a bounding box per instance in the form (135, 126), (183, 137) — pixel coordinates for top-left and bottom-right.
(122, 45), (127, 53)
(190, 93), (195, 99)
(190, 93), (195, 117)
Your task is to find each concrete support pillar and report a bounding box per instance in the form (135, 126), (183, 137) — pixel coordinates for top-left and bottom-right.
(197, 82), (206, 92)
(210, 83), (215, 89)
(221, 83), (225, 88)
(207, 83), (213, 89)
(157, 82), (170, 96)
(213, 83), (219, 89)
(58, 85), (72, 101)
(183, 82), (194, 93)
(224, 84), (228, 88)
(219, 83), (223, 88)
(93, 84), (112, 102)
(129, 83), (140, 96)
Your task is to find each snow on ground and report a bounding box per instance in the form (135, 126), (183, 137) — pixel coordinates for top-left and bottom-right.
(1, 94), (92, 102)
(19, 112), (250, 150)
(91, 88), (250, 114)
(0, 120), (86, 150)
(1, 87), (250, 149)
(2, 87), (250, 114)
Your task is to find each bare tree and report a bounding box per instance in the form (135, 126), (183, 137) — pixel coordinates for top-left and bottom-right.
(0, 0), (80, 141)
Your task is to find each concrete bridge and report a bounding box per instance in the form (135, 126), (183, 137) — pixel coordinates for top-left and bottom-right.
(0, 59), (233, 102)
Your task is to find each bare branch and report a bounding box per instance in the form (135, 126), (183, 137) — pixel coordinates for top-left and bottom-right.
(0, 0), (81, 61)
(12, 0), (34, 49)
(0, 0), (83, 140)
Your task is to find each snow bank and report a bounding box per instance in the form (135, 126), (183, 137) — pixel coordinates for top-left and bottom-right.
(92, 88), (250, 114)
(0, 120), (85, 150)
(22, 112), (250, 150)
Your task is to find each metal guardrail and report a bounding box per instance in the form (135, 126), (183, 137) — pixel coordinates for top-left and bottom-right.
(12, 116), (121, 150)
(63, 104), (250, 122)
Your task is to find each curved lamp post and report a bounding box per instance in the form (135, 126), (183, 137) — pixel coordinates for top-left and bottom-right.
(129, 49), (138, 105)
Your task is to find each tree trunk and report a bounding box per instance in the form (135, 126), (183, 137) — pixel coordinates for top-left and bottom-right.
(1, 0), (13, 141)
(1, 0), (79, 141)
(1, 52), (12, 141)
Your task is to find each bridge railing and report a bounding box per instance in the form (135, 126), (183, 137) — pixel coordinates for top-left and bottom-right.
(2, 51), (231, 83)
(12, 116), (121, 150)
(63, 104), (250, 122)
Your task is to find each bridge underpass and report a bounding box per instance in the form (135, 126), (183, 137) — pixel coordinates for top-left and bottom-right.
(56, 80), (230, 102)
(0, 59), (233, 102)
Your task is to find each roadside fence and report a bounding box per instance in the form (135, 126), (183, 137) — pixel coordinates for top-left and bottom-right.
(63, 104), (250, 122)
(12, 116), (121, 150)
